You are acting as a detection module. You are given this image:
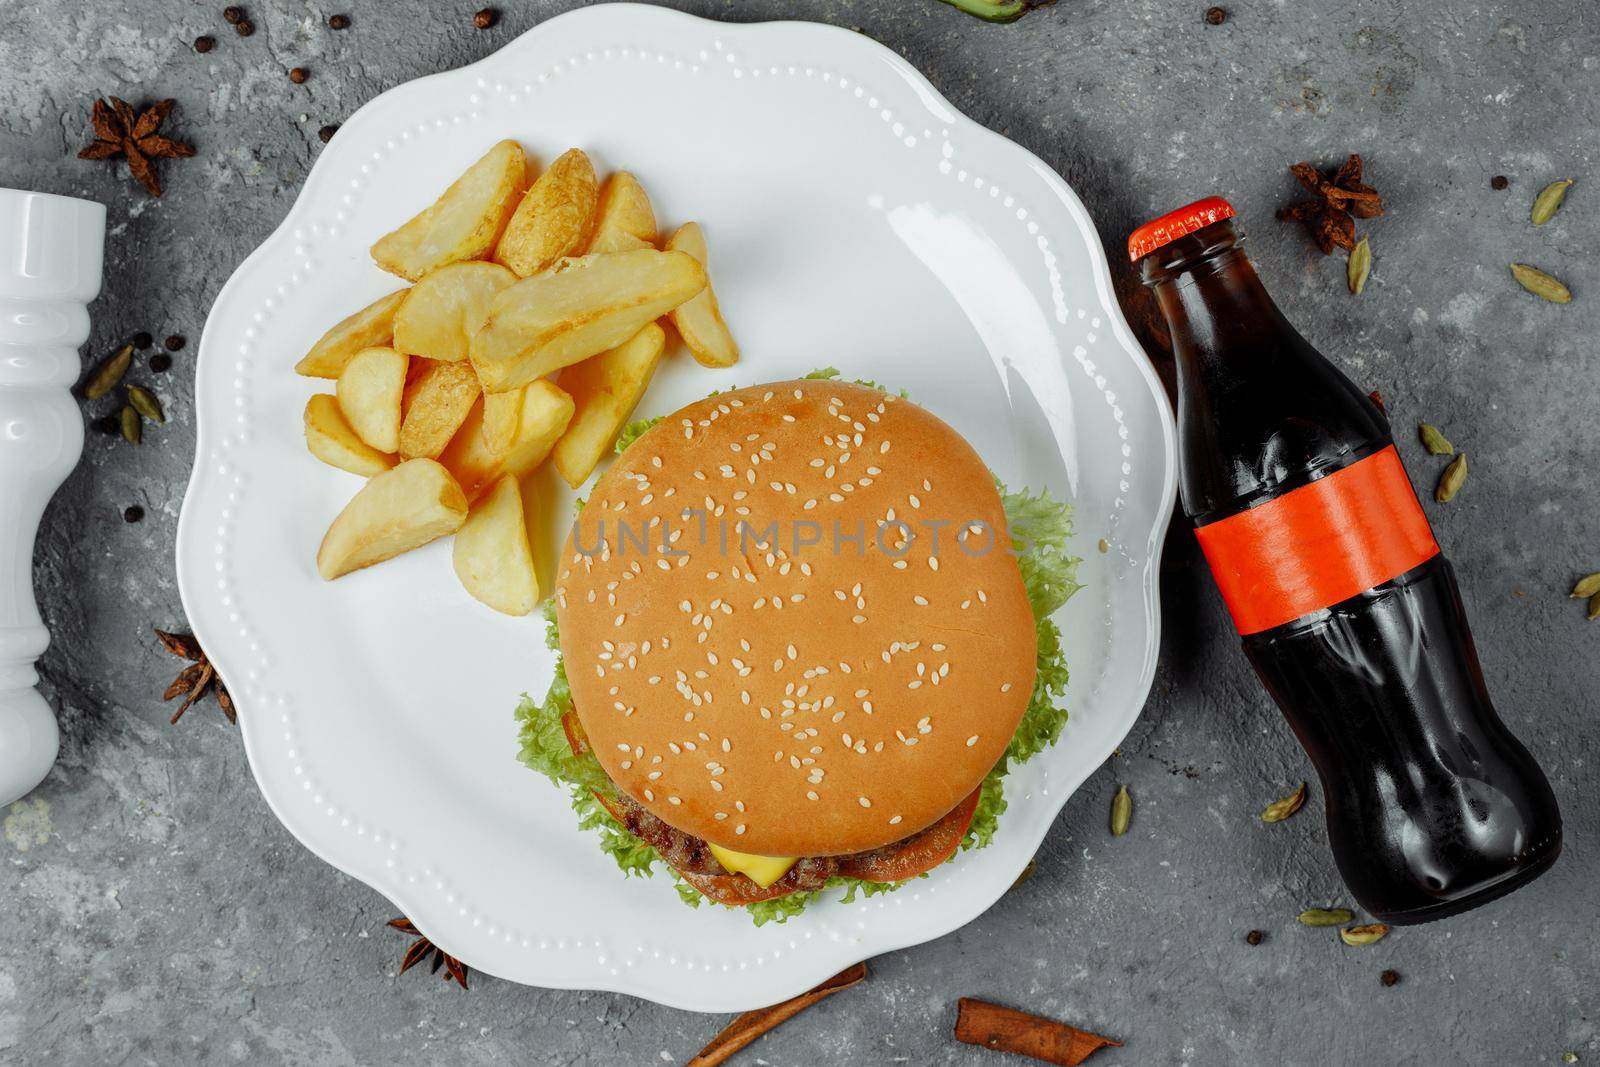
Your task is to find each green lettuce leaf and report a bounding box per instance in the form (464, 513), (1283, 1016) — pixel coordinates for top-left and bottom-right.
(517, 381), (1081, 922)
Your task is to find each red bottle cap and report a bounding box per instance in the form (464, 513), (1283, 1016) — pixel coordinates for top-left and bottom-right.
(1126, 196), (1236, 262)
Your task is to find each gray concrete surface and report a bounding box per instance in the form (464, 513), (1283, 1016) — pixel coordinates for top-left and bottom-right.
(2, 0), (1597, 1063)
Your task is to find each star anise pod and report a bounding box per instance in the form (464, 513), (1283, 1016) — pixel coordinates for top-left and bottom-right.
(388, 917), (469, 989)
(155, 628), (235, 724)
(1277, 154), (1383, 255)
(78, 97), (195, 197)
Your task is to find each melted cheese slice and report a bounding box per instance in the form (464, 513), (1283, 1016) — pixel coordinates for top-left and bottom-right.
(708, 844), (797, 889)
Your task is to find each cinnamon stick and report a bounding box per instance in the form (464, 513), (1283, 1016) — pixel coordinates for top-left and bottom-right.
(954, 997), (1121, 1066)
(686, 962), (867, 1066)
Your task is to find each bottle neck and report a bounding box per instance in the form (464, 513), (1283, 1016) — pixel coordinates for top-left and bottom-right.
(1140, 220), (1290, 364)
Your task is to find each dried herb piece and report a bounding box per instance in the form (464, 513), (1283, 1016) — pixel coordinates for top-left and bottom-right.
(1418, 423), (1454, 455)
(78, 97), (196, 197)
(84, 343), (133, 399)
(688, 963), (866, 1066)
(1278, 154), (1383, 255)
(1297, 907), (1353, 926)
(936, 0), (1050, 21)
(157, 628), (235, 723)
(126, 385), (165, 423)
(1245, 929), (1264, 946)
(1531, 179), (1573, 226)
(1347, 237), (1371, 294)
(1435, 453), (1468, 503)
(1011, 859), (1038, 889)
(388, 917), (468, 989)
(1340, 923), (1391, 946)
(1572, 574), (1600, 599)
(119, 405), (142, 445)
(1511, 263), (1572, 304)
(1261, 781), (1307, 823)
(1380, 969), (1401, 986)
(954, 998), (1121, 1066)
(1110, 784), (1131, 836)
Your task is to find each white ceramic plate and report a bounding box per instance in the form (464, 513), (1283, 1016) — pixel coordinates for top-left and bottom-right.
(177, 3), (1176, 1012)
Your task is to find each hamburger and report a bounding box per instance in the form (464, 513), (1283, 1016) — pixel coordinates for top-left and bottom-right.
(517, 373), (1080, 922)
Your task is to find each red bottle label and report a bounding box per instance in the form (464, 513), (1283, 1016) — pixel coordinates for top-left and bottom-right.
(1194, 445), (1440, 635)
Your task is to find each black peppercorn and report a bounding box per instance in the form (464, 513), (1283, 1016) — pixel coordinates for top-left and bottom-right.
(318, 124), (339, 143)
(132, 331), (153, 349)
(194, 35), (216, 53)
(150, 353), (173, 373)
(474, 8), (498, 29)
(165, 334), (187, 351)
(329, 13), (350, 29)
(124, 505), (145, 524)
(235, 18), (255, 37)
(1245, 929), (1263, 946)
(1204, 6), (1227, 24)
(289, 67), (309, 84)
(1490, 175), (1509, 190)
(1380, 969), (1400, 987)
(96, 414), (121, 436)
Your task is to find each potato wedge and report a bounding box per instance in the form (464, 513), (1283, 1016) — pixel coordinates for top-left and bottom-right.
(398, 358), (481, 460)
(392, 261), (517, 363)
(336, 347), (408, 453)
(316, 458), (468, 580)
(582, 171), (657, 254)
(305, 394), (397, 477)
(440, 380), (575, 501)
(481, 388), (524, 455)
(371, 139), (527, 281)
(493, 148), (599, 277)
(294, 289), (409, 379)
(665, 222), (739, 368)
(469, 250), (705, 392)
(552, 323), (666, 488)
(452, 475), (538, 615)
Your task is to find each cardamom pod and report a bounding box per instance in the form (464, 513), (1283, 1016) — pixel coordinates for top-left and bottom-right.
(1511, 263), (1572, 304)
(126, 385), (166, 424)
(1261, 781), (1307, 823)
(1571, 573), (1600, 599)
(1435, 453), (1468, 503)
(1347, 237), (1371, 295)
(1010, 859), (1037, 890)
(120, 404), (142, 446)
(1298, 907), (1354, 927)
(85, 344), (134, 400)
(1110, 784), (1131, 836)
(1418, 423), (1454, 456)
(1589, 591), (1600, 622)
(1531, 179), (1573, 225)
(1339, 922), (1391, 946)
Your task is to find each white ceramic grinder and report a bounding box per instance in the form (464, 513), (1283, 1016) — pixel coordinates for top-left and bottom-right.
(0, 188), (105, 806)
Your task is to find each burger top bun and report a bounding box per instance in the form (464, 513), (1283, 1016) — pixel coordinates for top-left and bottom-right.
(556, 380), (1037, 857)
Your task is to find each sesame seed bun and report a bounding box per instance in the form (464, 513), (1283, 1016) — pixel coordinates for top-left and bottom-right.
(555, 380), (1037, 857)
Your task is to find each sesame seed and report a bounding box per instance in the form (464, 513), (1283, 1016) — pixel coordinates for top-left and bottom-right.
(736, 824), (747, 835)
(967, 735), (979, 747)
(858, 796), (871, 808)
(1001, 682), (1012, 692)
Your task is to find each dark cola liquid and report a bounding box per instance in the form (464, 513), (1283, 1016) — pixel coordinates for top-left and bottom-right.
(1142, 216), (1561, 923)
